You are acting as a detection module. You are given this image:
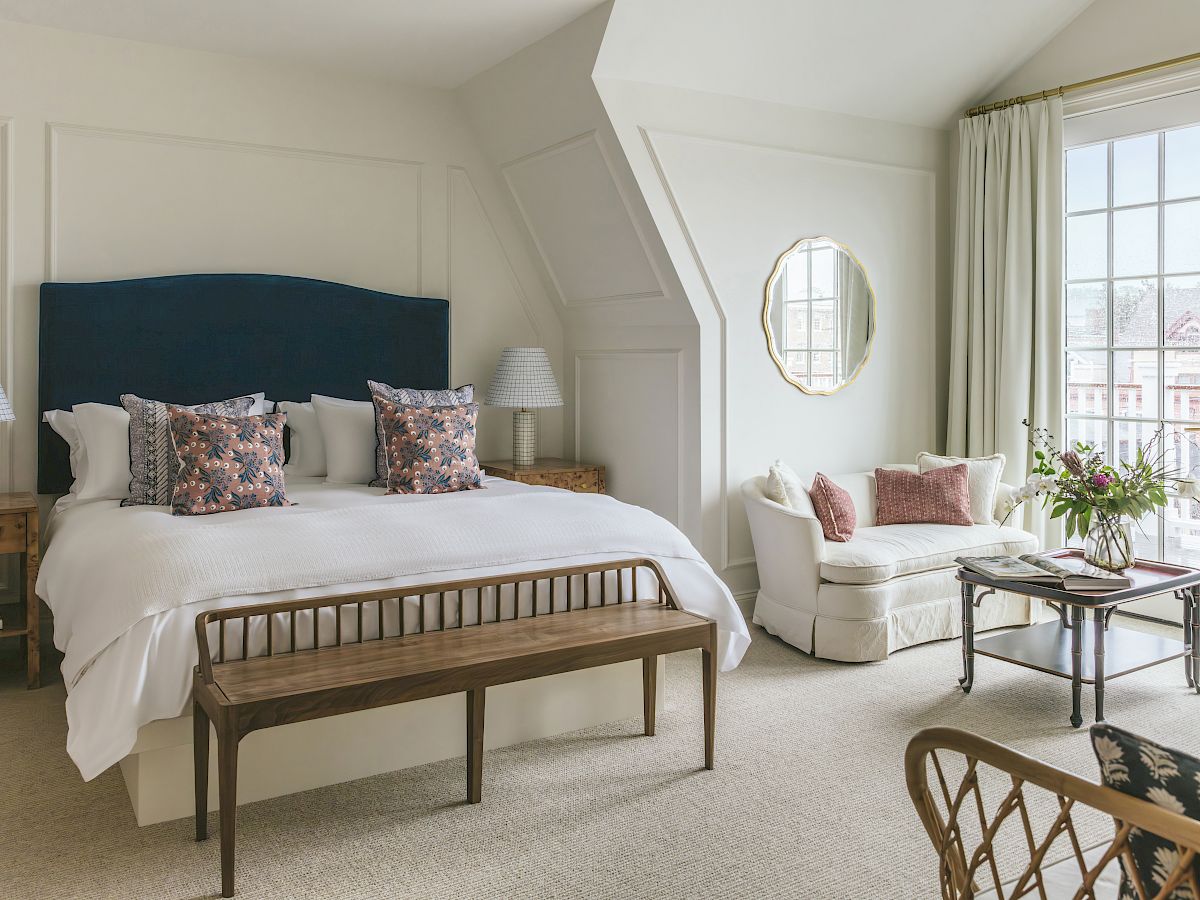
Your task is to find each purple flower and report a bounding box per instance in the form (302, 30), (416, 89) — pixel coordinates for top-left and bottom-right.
(1091, 473), (1114, 488)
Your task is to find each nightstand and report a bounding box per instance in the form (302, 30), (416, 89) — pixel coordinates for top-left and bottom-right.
(482, 458), (606, 494)
(0, 492), (40, 688)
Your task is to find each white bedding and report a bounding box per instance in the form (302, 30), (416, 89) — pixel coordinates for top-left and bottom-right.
(39, 477), (749, 780)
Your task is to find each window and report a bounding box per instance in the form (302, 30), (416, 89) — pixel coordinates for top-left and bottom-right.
(1065, 123), (1200, 563)
(779, 241), (842, 391)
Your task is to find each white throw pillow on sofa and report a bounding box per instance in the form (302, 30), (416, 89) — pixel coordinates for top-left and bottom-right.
(766, 460), (807, 510)
(917, 451), (1005, 525)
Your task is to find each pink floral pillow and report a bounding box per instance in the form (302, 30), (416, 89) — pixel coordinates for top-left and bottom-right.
(875, 465), (972, 526)
(810, 473), (856, 542)
(373, 395), (484, 494)
(168, 407), (289, 516)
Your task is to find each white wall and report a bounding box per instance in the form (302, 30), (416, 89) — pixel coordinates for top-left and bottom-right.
(980, 0), (1200, 106)
(594, 9), (953, 594)
(0, 19), (564, 493)
(459, 5), (702, 539)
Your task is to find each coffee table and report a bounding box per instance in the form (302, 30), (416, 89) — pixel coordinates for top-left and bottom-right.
(957, 550), (1200, 728)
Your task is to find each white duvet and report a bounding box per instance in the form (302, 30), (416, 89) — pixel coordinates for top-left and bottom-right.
(39, 477), (749, 780)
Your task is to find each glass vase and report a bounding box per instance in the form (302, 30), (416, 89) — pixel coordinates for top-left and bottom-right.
(1083, 513), (1135, 573)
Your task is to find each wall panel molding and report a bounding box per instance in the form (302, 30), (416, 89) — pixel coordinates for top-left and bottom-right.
(574, 348), (683, 524)
(641, 127), (938, 576)
(502, 131), (666, 307)
(45, 121), (425, 284)
(447, 164), (541, 342)
(0, 117), (11, 495)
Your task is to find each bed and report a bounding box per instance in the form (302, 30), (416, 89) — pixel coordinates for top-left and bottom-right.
(35, 274), (749, 825)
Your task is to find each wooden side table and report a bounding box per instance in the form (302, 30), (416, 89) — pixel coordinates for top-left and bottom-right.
(481, 458), (606, 494)
(0, 492), (40, 688)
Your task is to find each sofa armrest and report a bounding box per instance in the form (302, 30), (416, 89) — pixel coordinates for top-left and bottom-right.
(741, 478), (824, 610)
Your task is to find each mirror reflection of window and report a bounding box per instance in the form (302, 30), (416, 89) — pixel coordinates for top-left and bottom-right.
(764, 237), (875, 395)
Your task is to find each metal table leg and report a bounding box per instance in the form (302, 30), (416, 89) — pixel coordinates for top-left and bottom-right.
(1185, 589), (1195, 689)
(1070, 605), (1084, 729)
(959, 582), (975, 694)
(1093, 607), (1105, 723)
(1192, 587), (1200, 695)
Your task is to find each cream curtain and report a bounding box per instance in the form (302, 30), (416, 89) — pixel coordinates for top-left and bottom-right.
(947, 97), (1063, 543)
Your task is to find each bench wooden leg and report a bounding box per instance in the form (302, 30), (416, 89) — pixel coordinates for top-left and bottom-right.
(217, 719), (239, 898)
(642, 656), (657, 736)
(702, 624), (717, 770)
(194, 700), (210, 842)
(467, 687), (485, 804)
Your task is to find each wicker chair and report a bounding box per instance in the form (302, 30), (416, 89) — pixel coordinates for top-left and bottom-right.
(906, 727), (1200, 899)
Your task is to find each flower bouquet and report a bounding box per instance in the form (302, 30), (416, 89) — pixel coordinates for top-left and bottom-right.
(1004, 420), (1174, 572)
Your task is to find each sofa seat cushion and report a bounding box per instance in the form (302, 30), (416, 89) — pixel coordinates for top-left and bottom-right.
(820, 523), (1037, 585)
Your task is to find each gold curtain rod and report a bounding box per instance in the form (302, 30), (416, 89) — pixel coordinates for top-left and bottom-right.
(965, 49), (1200, 117)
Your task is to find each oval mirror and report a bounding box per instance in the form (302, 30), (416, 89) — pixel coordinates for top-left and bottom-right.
(762, 236), (875, 395)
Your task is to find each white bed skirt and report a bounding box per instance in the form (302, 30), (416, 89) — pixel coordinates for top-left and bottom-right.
(120, 657), (663, 826)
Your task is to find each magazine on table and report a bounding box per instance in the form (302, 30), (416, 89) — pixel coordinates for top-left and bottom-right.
(955, 553), (1132, 591)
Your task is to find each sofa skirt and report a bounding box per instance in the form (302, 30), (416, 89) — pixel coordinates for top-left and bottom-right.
(752, 572), (1038, 663)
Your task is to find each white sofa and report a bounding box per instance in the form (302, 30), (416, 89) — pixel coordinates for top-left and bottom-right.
(742, 465), (1039, 662)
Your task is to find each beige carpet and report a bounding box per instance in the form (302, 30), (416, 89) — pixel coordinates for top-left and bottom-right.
(1, 616), (1196, 900)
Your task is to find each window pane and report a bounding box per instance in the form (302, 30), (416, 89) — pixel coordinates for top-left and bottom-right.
(1165, 495), (1200, 567)
(810, 249), (836, 299)
(1165, 422), (1200, 479)
(809, 300), (836, 349)
(1113, 278), (1156, 347)
(1066, 351), (1108, 415)
(1113, 206), (1158, 277)
(1066, 417), (1107, 457)
(1165, 125), (1200, 201)
(1067, 282), (1107, 346)
(1165, 349), (1200, 421)
(785, 253), (809, 300)
(1113, 350), (1158, 418)
(1067, 212), (1108, 280)
(1067, 143), (1107, 212)
(1126, 506), (1159, 562)
(1165, 200), (1200, 273)
(1115, 419), (1160, 466)
(1113, 134), (1158, 206)
(785, 302), (808, 349)
(1165, 275), (1200, 346)
(784, 351), (807, 379)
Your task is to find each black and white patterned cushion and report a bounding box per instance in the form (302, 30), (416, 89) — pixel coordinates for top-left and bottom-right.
(1091, 722), (1200, 899)
(366, 382), (473, 487)
(121, 393), (257, 506)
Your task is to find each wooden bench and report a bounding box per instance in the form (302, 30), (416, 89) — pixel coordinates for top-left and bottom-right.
(192, 558), (718, 897)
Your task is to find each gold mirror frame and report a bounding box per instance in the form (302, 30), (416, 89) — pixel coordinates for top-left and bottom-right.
(761, 235), (877, 396)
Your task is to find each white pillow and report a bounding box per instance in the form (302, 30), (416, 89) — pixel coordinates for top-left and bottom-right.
(43, 410), (84, 504)
(917, 451), (1005, 525)
(766, 460), (807, 509)
(311, 395), (376, 484)
(277, 400), (326, 477)
(71, 402), (131, 502)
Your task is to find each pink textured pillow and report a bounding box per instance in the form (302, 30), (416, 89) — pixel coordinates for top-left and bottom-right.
(810, 473), (855, 542)
(373, 395), (484, 494)
(875, 465), (972, 526)
(168, 408), (289, 516)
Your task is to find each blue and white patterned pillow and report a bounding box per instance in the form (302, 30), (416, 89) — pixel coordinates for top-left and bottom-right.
(1091, 722), (1200, 899)
(366, 381), (473, 487)
(121, 393), (259, 506)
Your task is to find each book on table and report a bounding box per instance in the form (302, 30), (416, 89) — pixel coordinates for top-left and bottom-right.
(955, 553), (1132, 591)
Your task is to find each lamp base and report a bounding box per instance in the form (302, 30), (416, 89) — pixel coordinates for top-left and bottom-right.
(512, 409), (536, 466)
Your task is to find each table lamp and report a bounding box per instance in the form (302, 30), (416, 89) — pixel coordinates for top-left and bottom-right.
(485, 347), (562, 466)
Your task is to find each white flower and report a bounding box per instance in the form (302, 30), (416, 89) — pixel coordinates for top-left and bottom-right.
(1037, 476), (1058, 493)
(1094, 736), (1129, 784)
(1140, 744), (1180, 782)
(1015, 485), (1033, 502)
(1147, 786), (1187, 816)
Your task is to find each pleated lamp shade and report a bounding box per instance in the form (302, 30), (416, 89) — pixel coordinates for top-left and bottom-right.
(0, 383), (13, 423)
(484, 348), (562, 409)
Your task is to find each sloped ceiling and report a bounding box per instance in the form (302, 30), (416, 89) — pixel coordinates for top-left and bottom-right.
(0, 0), (605, 88)
(595, 0), (1096, 128)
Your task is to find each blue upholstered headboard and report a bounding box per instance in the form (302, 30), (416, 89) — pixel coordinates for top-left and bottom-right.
(38, 273), (450, 494)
